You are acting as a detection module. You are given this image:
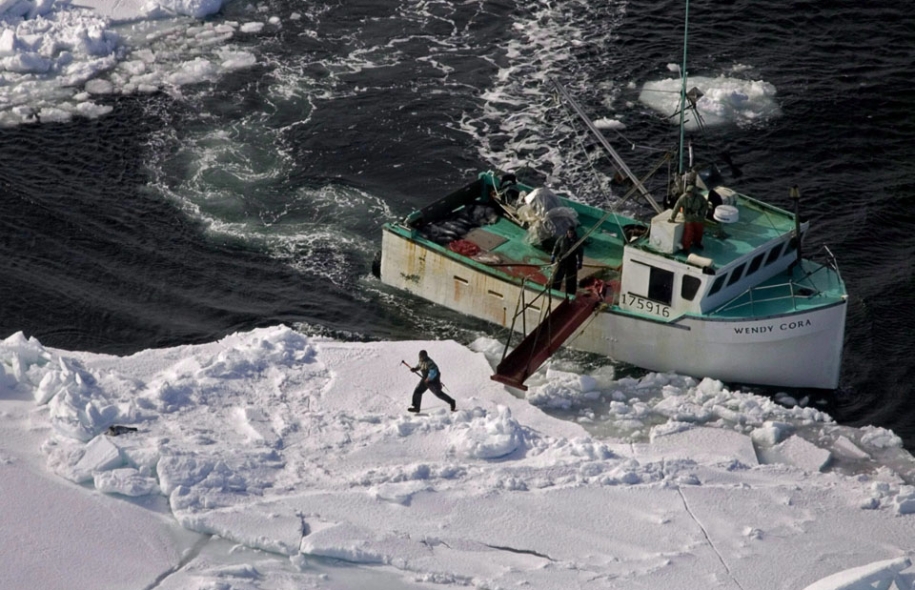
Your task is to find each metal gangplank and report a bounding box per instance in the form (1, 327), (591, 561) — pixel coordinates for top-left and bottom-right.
(491, 282), (604, 391)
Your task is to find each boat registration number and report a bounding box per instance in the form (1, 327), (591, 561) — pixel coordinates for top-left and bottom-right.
(621, 293), (670, 318)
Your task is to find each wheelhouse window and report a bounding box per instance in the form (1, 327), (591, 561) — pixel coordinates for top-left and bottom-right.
(708, 274), (726, 296)
(765, 243), (785, 266)
(681, 275), (702, 301)
(727, 263), (746, 286)
(747, 253), (765, 276)
(784, 237), (798, 256)
(647, 267), (674, 305)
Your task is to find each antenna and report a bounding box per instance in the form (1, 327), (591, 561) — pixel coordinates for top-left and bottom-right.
(549, 78), (663, 214)
(790, 185), (802, 267)
(677, 0), (690, 175)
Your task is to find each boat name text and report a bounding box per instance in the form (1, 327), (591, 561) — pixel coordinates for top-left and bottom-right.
(733, 319), (812, 334)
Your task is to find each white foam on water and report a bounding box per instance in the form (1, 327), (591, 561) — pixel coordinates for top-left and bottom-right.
(130, 0), (477, 286)
(454, 0), (683, 214)
(147, 124), (394, 285)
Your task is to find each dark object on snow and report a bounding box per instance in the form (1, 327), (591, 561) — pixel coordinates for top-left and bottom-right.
(106, 425), (138, 436)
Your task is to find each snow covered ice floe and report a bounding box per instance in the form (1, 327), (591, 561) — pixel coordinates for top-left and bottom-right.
(639, 73), (782, 130)
(0, 0), (268, 126)
(2, 325), (915, 590)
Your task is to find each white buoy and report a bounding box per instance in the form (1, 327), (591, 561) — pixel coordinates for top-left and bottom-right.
(687, 253), (713, 268)
(714, 204), (739, 224)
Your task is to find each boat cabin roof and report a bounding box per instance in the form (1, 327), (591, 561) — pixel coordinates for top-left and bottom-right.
(636, 190), (799, 269)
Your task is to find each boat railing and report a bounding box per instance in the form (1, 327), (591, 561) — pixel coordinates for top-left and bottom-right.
(711, 245), (843, 316)
(821, 244), (842, 282)
(498, 278), (557, 366)
(712, 281), (809, 316)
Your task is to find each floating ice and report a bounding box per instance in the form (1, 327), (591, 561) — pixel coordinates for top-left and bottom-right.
(802, 557), (913, 590)
(639, 74), (782, 129)
(594, 117), (626, 130)
(0, 0), (263, 126)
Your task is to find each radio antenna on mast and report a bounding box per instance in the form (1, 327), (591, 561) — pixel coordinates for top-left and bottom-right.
(677, 0), (691, 175)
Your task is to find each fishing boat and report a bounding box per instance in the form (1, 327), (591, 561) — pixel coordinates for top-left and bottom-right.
(376, 7), (847, 391)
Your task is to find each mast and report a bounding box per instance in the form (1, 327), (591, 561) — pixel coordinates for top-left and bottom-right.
(677, 0), (690, 175)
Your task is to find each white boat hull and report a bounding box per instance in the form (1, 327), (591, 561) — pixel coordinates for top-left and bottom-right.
(381, 229), (846, 389)
(586, 304), (846, 389)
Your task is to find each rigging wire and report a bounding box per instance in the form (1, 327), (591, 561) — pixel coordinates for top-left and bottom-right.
(553, 88), (616, 203)
(550, 87), (641, 246)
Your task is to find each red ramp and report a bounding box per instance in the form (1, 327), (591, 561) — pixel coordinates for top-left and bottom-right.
(491, 291), (602, 391)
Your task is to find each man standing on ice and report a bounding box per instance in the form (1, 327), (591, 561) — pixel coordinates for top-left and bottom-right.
(408, 350), (456, 413)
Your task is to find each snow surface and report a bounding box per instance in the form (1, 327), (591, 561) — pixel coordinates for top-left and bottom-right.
(2, 325), (915, 590)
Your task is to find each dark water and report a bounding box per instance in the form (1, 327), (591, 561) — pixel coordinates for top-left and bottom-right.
(1, 0), (914, 446)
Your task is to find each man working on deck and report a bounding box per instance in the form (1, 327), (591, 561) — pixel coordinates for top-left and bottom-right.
(408, 350), (456, 413)
(551, 225), (584, 296)
(670, 183), (709, 251)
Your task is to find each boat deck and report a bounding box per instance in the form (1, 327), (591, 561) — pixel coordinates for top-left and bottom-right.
(639, 193), (799, 269)
(460, 208), (626, 288)
(387, 171), (845, 322)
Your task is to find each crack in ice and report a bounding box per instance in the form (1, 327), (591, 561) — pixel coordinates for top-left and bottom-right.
(676, 487), (747, 590)
(484, 543), (555, 561)
(141, 534), (211, 590)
